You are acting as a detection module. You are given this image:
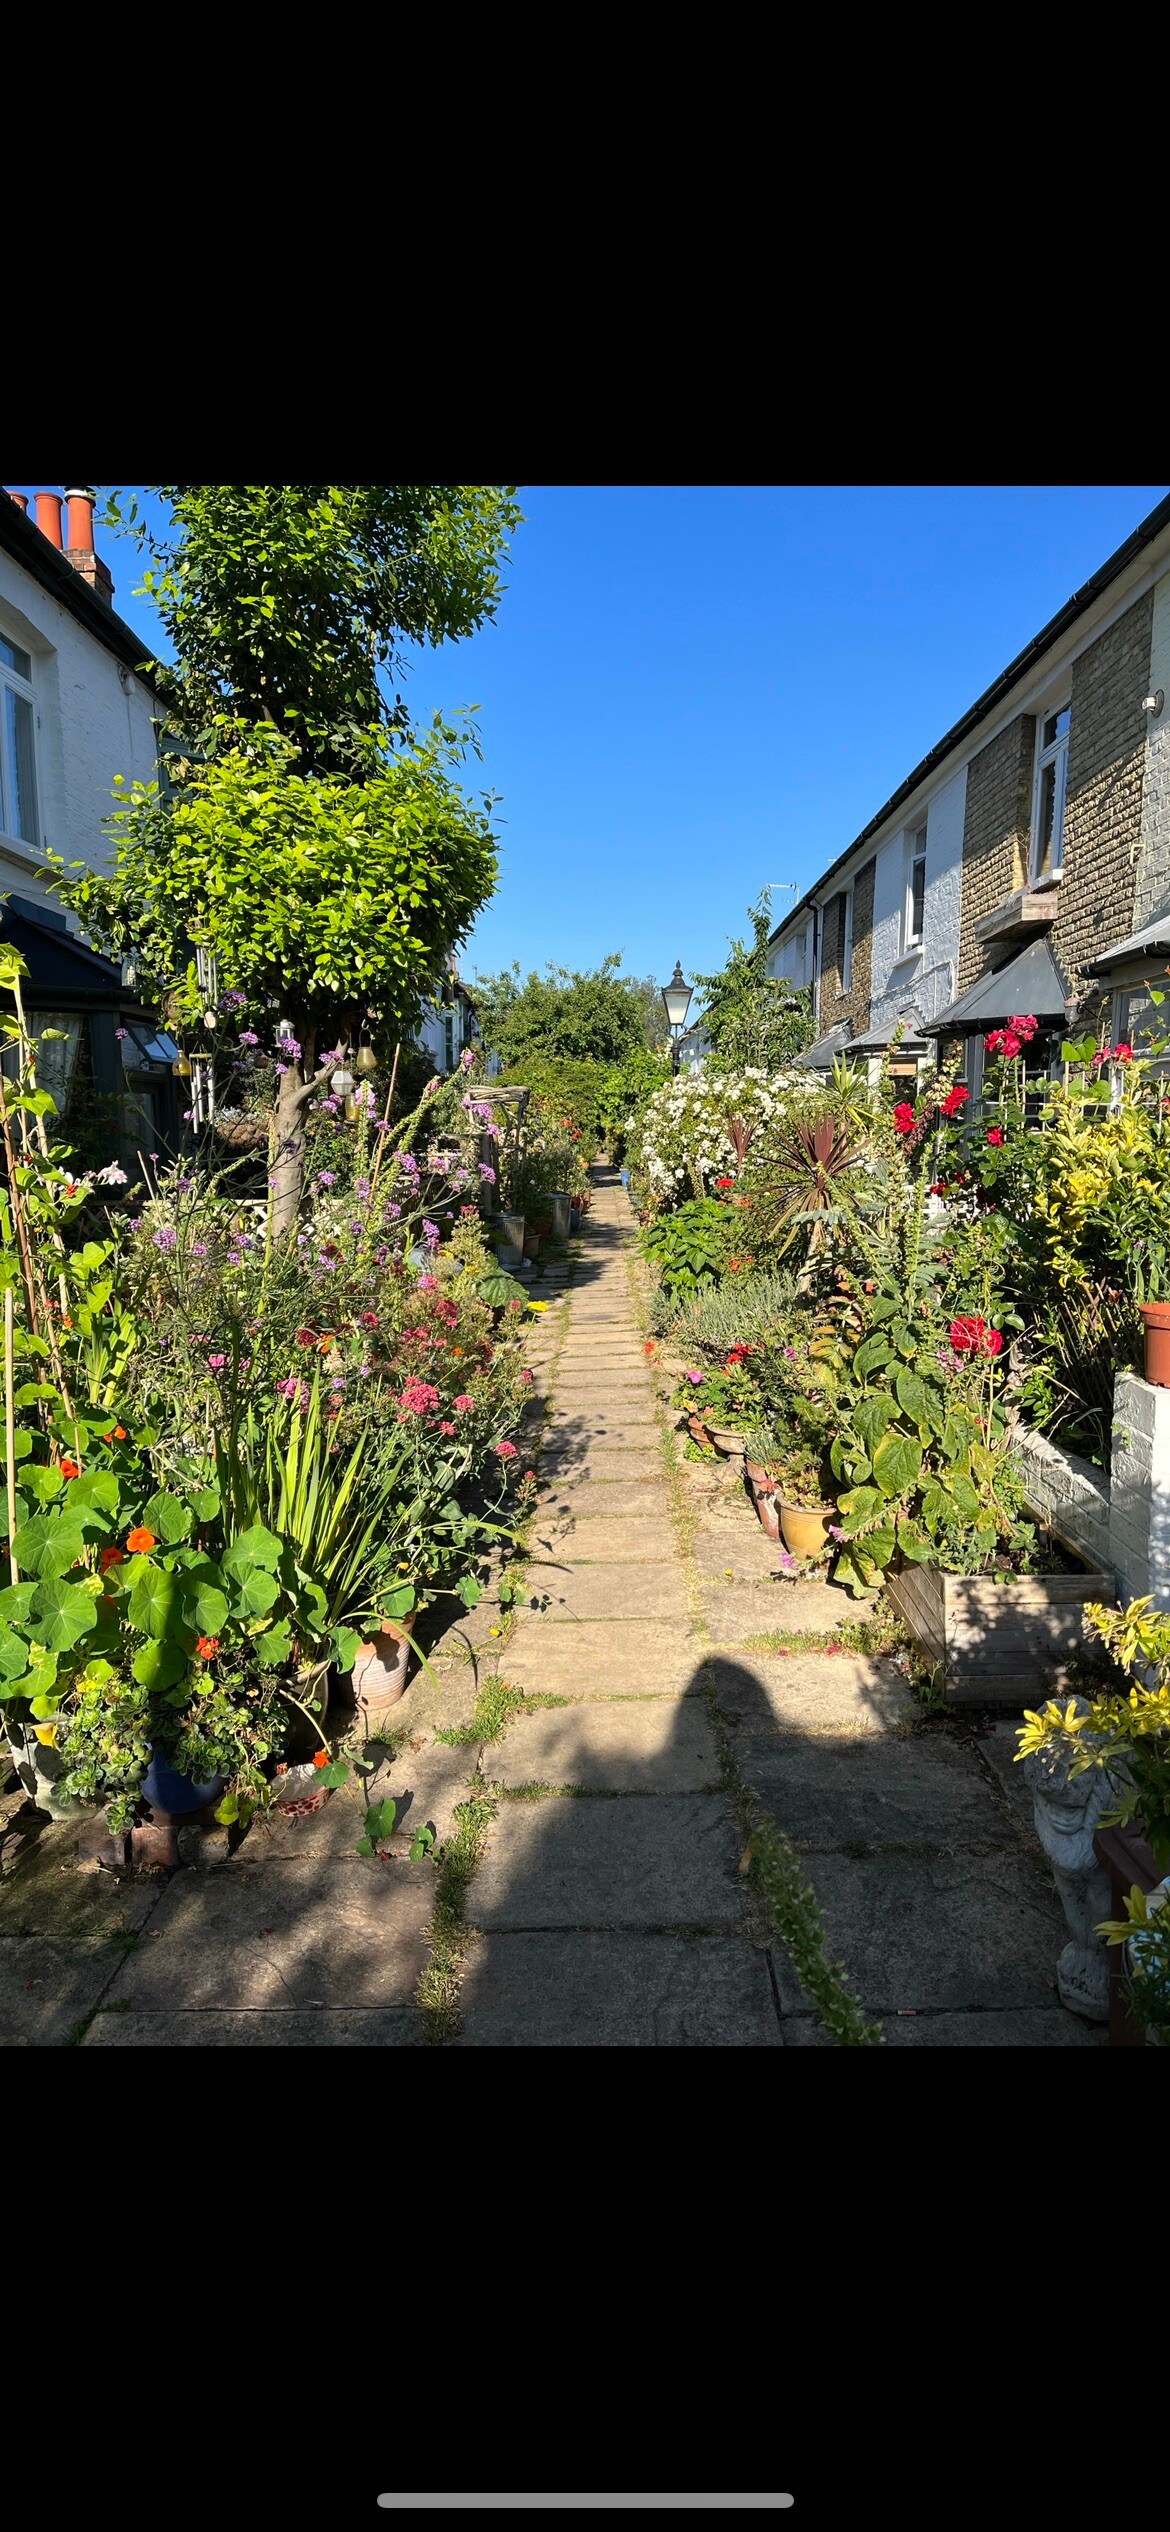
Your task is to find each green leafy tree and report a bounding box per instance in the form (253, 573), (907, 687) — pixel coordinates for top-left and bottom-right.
(105, 483), (522, 775)
(51, 725), (497, 1235)
(693, 890), (814, 1070)
(472, 954), (663, 1067)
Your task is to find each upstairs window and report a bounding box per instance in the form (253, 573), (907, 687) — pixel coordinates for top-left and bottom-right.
(0, 632), (39, 849)
(905, 824), (927, 949)
(1031, 703), (1071, 883)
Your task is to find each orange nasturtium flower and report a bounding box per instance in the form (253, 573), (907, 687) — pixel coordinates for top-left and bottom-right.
(99, 1546), (124, 1572)
(125, 1527), (156, 1554)
(196, 1635), (220, 1658)
(113, 1424), (128, 1440)
(60, 1457), (81, 1479)
(312, 1747), (330, 1769)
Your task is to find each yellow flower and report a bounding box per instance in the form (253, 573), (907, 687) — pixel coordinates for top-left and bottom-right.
(33, 1724), (57, 1747)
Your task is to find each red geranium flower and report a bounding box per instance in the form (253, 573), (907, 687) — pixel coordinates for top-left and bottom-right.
(714, 1177), (736, 1189)
(893, 1102), (916, 1134)
(1000, 1033), (1022, 1059)
(1008, 1014), (1038, 1041)
(949, 1317), (1003, 1357)
(985, 1030), (1005, 1056)
(986, 1127), (1004, 1147)
(940, 1086), (970, 1118)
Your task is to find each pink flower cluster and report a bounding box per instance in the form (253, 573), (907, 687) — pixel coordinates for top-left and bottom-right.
(398, 1381), (440, 1418)
(1092, 1041), (1134, 1068)
(985, 1014), (1038, 1060)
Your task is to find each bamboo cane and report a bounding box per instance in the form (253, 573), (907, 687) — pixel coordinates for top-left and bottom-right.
(366, 1041), (401, 1206)
(4, 1285), (17, 1585)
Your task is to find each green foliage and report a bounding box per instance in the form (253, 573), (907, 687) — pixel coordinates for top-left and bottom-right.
(50, 723), (498, 1055)
(105, 483), (522, 776)
(472, 954), (664, 1068)
(640, 1199), (738, 1299)
(1017, 1597), (1170, 1873)
(692, 891), (815, 1070)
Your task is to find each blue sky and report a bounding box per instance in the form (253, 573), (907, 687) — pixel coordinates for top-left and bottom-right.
(18, 483), (1169, 995)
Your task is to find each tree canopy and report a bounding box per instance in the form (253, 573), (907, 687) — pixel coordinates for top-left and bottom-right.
(471, 955), (669, 1068)
(105, 483), (522, 776)
(692, 891), (814, 1070)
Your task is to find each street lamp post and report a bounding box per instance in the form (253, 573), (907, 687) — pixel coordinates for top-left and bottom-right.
(660, 960), (693, 1076)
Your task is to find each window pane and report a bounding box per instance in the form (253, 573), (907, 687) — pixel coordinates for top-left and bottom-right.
(1035, 760), (1057, 877)
(0, 635), (32, 680)
(3, 687), (38, 843)
(1044, 704), (1071, 747)
(911, 855), (926, 938)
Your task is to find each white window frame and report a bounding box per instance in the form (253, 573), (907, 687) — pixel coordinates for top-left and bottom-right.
(904, 823), (928, 952)
(0, 630), (41, 852)
(1030, 702), (1071, 886)
(840, 887), (854, 992)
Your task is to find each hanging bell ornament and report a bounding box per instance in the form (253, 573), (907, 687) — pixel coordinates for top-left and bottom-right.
(344, 1092), (360, 1123)
(355, 1045), (378, 1078)
(172, 1054), (192, 1079)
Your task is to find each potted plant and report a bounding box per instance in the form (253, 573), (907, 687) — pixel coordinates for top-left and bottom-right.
(742, 1434), (782, 1540)
(350, 1583), (417, 1724)
(772, 1438), (837, 1559)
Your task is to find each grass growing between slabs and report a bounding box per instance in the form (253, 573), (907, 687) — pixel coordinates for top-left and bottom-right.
(416, 1793), (497, 2045)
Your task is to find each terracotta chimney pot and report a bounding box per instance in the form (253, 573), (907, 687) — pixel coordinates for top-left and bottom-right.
(35, 491), (63, 547)
(7, 491), (29, 513)
(65, 486), (96, 549)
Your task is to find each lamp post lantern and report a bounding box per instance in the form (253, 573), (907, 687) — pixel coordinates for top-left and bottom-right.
(661, 960), (693, 1075)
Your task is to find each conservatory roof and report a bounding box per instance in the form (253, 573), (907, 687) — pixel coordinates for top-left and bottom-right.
(796, 1021), (851, 1069)
(922, 937), (1070, 1037)
(1081, 908), (1170, 976)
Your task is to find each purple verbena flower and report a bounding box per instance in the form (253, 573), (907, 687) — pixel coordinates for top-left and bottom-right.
(153, 1226), (177, 1252)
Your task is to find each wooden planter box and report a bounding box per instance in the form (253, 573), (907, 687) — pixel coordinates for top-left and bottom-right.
(886, 1558), (1117, 1706)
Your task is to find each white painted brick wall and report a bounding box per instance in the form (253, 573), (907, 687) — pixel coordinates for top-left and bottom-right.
(0, 544), (159, 928)
(1016, 1371), (1170, 1610)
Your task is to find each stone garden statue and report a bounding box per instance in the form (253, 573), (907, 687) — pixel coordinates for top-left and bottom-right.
(1021, 1700), (1118, 2022)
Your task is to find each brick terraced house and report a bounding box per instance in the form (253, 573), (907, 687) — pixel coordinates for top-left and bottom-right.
(765, 492), (1170, 1105)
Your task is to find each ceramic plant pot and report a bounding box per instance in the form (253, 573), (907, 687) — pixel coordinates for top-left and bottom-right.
(709, 1426), (746, 1462)
(778, 1502), (836, 1560)
(352, 1612), (416, 1723)
(745, 1469), (781, 1541)
(1141, 1302), (1170, 1387)
(687, 1414), (714, 1449)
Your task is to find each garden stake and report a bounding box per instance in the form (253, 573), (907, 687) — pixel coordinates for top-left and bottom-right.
(367, 1040), (401, 1206)
(4, 1286), (17, 1584)
(0, 1079), (43, 1348)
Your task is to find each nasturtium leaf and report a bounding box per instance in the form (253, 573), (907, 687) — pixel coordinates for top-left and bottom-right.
(30, 1576), (100, 1653)
(0, 1624), (32, 1680)
(16, 1463), (64, 1504)
(129, 1562), (181, 1639)
(142, 1489), (192, 1545)
(333, 1625), (362, 1674)
(456, 1576), (482, 1609)
(0, 1582), (38, 1624)
(131, 1637), (188, 1690)
(221, 1523), (282, 1578)
(255, 1620), (293, 1668)
(191, 1487), (220, 1522)
(366, 1797), (397, 1841)
(230, 1565), (279, 1620)
(67, 1469), (120, 1517)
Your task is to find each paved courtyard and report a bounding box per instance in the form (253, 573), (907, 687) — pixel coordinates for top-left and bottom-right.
(0, 1172), (1103, 2045)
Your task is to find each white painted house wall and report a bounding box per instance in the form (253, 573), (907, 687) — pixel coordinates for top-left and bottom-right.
(868, 763), (965, 1040)
(765, 914), (814, 991)
(0, 546), (159, 925)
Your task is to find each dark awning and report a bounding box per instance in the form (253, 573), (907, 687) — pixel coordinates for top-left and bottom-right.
(922, 937), (1070, 1037)
(796, 1022), (851, 1069)
(1081, 908), (1170, 977)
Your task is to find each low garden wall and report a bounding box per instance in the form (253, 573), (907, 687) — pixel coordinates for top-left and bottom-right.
(1014, 1370), (1170, 1609)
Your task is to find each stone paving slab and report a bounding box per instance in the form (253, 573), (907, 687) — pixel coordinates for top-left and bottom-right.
(538, 1448), (664, 1483)
(468, 1793), (745, 1929)
(550, 1418), (659, 1452)
(519, 1564), (690, 1624)
(531, 1517), (679, 1563)
(536, 1479), (670, 1521)
(780, 2004), (1104, 2046)
(769, 1849), (1068, 2015)
(87, 2006), (423, 2045)
(734, 1732), (1017, 1852)
(976, 1718), (1036, 1830)
(693, 1517), (814, 1583)
(0, 1936), (130, 2045)
(236, 1741), (476, 1862)
(0, 1824), (162, 1938)
(488, 1697), (720, 1792)
(708, 1653), (913, 1738)
(457, 1930), (780, 2045)
(701, 1577), (876, 1643)
(553, 1381), (656, 1408)
(501, 1620), (706, 1692)
(101, 1859), (435, 2012)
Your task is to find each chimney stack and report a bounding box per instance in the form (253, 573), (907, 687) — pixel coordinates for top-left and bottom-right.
(63, 484), (114, 605)
(7, 491), (28, 513)
(35, 491), (63, 547)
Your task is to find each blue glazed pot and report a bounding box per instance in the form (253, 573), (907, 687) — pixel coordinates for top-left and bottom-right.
(620, 1169), (630, 1188)
(141, 1748), (224, 1817)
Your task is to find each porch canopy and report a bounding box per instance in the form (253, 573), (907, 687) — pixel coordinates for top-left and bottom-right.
(844, 1018), (928, 1057)
(1081, 907), (1170, 990)
(921, 937), (1070, 1039)
(795, 1021), (850, 1069)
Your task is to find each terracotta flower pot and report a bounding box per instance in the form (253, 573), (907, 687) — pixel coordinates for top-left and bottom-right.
(745, 1470), (781, 1540)
(779, 1501), (836, 1559)
(1141, 1301), (1170, 1387)
(352, 1612), (415, 1723)
(687, 1414), (714, 1448)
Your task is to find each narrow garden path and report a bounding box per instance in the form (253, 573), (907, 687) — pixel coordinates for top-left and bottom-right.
(0, 1169), (1106, 2045)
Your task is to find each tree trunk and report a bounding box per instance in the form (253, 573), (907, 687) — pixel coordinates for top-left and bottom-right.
(271, 1065), (308, 1242)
